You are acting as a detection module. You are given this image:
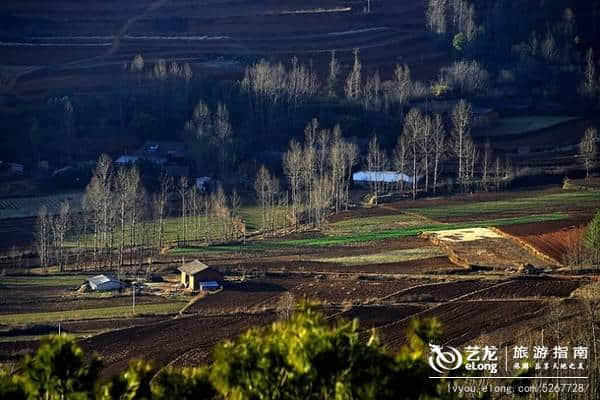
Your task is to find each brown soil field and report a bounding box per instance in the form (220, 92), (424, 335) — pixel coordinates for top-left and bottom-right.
(0, 340), (37, 363)
(285, 276), (426, 305)
(0, 288), (175, 315)
(1, 0), (448, 99)
(498, 226), (585, 263)
(497, 217), (589, 236)
(328, 304), (426, 329)
(82, 312), (275, 377)
(464, 277), (586, 300)
(235, 256), (459, 275)
(380, 300), (547, 349)
(384, 279), (498, 303)
(185, 277), (308, 314)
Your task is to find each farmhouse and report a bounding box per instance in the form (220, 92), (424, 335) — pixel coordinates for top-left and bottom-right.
(178, 260), (224, 291)
(87, 275), (122, 291)
(135, 141), (186, 165)
(195, 176), (212, 191)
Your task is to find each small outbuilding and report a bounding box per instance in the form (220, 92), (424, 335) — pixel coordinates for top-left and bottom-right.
(178, 260), (224, 291)
(87, 274), (122, 291)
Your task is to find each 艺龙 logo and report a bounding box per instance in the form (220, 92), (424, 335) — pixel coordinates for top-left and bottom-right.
(429, 344), (463, 373)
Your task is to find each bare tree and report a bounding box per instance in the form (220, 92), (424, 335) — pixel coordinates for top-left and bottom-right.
(302, 123), (317, 224)
(215, 103), (233, 178)
(451, 99), (473, 185)
(211, 184), (230, 241)
(277, 292), (296, 320)
(441, 60), (488, 94)
(267, 174), (280, 232)
(255, 165), (271, 232)
(481, 141), (492, 191)
(154, 173), (173, 251)
(363, 71), (381, 110)
(580, 48), (597, 100)
(51, 200), (71, 272)
(403, 108), (423, 199)
(494, 156), (502, 191)
(84, 154), (113, 265)
(343, 141), (359, 210)
(311, 174), (332, 227)
(541, 31), (558, 62)
(344, 48), (362, 100)
(426, 0), (448, 34)
(580, 127), (598, 180)
(419, 114), (434, 193)
(366, 135), (388, 204)
(178, 176), (189, 244)
(329, 126), (346, 213)
(127, 167), (142, 267)
(114, 167), (131, 267)
(283, 140), (304, 227)
(432, 114), (446, 194)
(35, 206), (51, 271)
(393, 135), (408, 193)
(392, 64), (413, 106)
(327, 51), (340, 97)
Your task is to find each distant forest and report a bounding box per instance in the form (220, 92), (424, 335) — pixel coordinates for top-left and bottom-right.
(0, 0), (599, 190)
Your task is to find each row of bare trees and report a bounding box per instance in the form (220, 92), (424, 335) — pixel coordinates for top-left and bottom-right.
(184, 100), (233, 178)
(253, 119), (360, 232)
(175, 176), (246, 246)
(282, 119), (359, 226)
(579, 127), (598, 180)
(426, 0), (478, 41)
(36, 201), (71, 272)
(340, 50), (428, 112)
(366, 100), (512, 201)
(241, 57), (319, 138)
(35, 155), (247, 272)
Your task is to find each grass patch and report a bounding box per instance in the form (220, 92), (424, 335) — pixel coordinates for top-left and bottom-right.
(172, 212), (568, 253)
(315, 247), (446, 265)
(477, 116), (579, 137)
(0, 302), (185, 325)
(0, 275), (90, 288)
(410, 191), (600, 219)
(238, 205), (288, 232)
(67, 205), (289, 248)
(327, 214), (430, 235)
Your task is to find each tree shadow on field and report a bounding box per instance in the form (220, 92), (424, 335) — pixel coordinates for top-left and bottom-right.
(223, 281), (285, 293)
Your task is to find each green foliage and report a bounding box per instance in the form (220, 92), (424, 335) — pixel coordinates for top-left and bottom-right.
(430, 82), (451, 98)
(0, 370), (27, 400)
(21, 335), (101, 400)
(210, 302), (449, 400)
(99, 361), (155, 400)
(452, 33), (466, 51)
(98, 362), (217, 400)
(152, 367), (217, 400)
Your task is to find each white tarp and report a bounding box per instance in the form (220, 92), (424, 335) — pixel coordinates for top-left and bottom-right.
(352, 171), (417, 184)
